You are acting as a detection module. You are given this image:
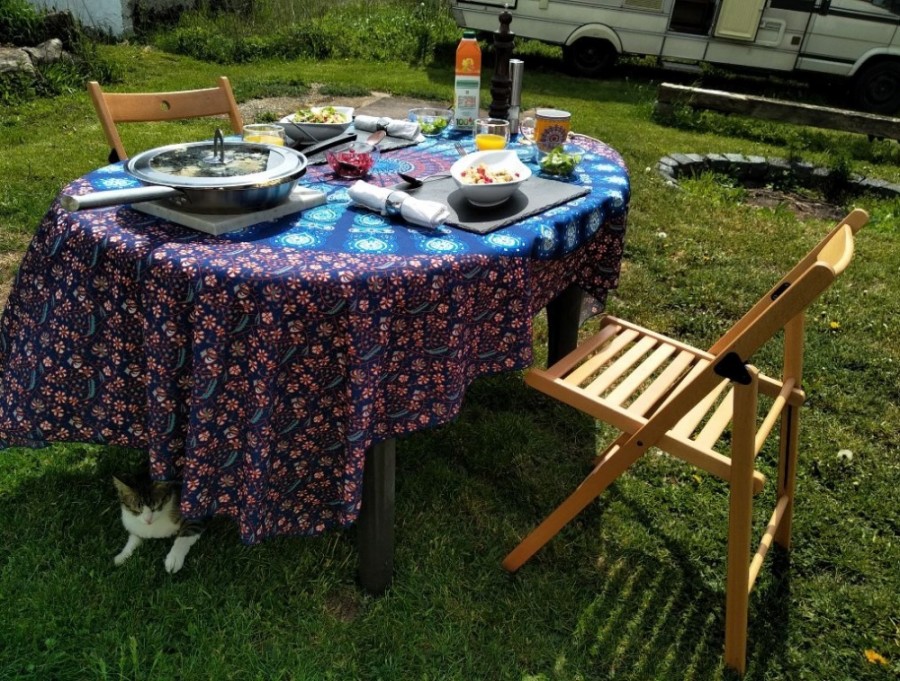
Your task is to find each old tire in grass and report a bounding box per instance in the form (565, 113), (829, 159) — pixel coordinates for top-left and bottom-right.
(563, 38), (617, 78)
(852, 59), (900, 115)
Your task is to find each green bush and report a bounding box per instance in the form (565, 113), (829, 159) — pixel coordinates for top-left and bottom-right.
(0, 0), (41, 45)
(153, 0), (460, 66)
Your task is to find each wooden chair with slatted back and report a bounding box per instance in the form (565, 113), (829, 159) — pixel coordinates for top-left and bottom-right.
(503, 209), (868, 674)
(87, 76), (243, 162)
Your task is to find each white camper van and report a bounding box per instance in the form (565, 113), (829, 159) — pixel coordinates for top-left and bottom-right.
(451, 0), (900, 114)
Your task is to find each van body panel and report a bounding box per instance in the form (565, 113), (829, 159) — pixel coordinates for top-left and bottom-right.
(567, 23), (625, 51)
(795, 48), (900, 77)
(660, 34), (708, 60)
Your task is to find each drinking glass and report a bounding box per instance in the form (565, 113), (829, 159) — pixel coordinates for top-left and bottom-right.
(473, 118), (510, 151)
(242, 123), (286, 146)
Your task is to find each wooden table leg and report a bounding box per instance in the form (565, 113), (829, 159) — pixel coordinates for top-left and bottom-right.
(546, 283), (584, 365)
(357, 437), (396, 595)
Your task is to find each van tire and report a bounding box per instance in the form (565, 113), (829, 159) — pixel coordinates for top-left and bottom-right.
(563, 38), (617, 78)
(852, 60), (900, 115)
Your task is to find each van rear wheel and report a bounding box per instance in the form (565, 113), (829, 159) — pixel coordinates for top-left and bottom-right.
(563, 38), (617, 78)
(852, 60), (900, 115)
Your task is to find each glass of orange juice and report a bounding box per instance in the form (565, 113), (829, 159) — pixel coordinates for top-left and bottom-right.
(473, 118), (510, 151)
(242, 123), (286, 146)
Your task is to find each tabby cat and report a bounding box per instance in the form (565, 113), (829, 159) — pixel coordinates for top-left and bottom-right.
(112, 474), (204, 574)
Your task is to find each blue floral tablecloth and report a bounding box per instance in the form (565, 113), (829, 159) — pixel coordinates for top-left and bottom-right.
(0, 132), (629, 543)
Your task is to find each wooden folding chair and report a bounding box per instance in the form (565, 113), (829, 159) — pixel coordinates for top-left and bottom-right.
(88, 76), (244, 161)
(504, 209), (868, 674)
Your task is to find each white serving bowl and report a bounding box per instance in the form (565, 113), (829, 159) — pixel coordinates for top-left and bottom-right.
(279, 106), (354, 144)
(450, 149), (532, 207)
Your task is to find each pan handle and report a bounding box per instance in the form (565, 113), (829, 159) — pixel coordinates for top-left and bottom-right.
(60, 185), (183, 211)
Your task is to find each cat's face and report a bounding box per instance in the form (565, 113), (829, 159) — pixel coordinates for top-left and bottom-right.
(113, 476), (176, 526)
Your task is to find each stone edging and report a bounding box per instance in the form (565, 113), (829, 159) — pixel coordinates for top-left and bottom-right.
(657, 153), (900, 198)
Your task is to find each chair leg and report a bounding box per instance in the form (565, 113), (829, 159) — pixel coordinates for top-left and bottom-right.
(724, 373), (758, 675)
(774, 404), (801, 549)
(776, 313), (804, 549)
(502, 434), (630, 572)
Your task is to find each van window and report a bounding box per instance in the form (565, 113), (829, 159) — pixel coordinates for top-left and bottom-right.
(869, 0), (900, 15)
(836, 0), (900, 15)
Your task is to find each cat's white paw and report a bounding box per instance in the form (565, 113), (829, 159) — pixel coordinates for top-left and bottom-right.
(114, 534), (141, 566)
(164, 550), (185, 574)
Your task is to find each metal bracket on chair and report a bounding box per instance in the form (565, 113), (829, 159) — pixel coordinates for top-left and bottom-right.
(714, 351), (752, 385)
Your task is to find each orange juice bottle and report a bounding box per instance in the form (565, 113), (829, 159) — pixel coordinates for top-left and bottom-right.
(453, 30), (481, 131)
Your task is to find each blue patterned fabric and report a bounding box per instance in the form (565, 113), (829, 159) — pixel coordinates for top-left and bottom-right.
(0, 132), (629, 543)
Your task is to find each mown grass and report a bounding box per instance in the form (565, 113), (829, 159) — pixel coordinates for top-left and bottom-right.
(1, 11), (898, 681)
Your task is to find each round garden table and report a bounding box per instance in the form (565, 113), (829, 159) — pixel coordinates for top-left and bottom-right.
(0, 130), (629, 592)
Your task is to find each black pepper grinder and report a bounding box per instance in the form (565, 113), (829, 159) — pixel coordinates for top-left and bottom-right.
(488, 7), (514, 121)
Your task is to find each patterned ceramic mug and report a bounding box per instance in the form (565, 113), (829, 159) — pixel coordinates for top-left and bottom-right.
(520, 108), (572, 154)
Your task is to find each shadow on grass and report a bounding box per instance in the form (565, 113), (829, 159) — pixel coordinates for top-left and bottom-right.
(451, 372), (794, 679)
(1, 377), (794, 679)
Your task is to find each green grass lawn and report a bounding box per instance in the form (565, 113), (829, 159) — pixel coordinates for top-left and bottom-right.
(0, 37), (898, 681)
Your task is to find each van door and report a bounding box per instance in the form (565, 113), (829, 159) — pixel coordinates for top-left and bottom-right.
(798, 0), (900, 77)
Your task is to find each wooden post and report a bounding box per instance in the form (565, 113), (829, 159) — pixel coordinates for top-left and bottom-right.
(655, 82), (900, 141)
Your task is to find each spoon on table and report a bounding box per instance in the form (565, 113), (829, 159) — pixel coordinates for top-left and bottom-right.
(396, 171), (451, 189)
(365, 129), (387, 147)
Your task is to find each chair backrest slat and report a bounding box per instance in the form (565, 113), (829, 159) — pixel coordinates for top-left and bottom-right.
(88, 76), (244, 161)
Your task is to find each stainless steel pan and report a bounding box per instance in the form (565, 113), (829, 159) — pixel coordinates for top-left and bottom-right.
(60, 129), (348, 214)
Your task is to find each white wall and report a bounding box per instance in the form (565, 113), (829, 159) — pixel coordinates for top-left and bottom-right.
(27, 0), (190, 37)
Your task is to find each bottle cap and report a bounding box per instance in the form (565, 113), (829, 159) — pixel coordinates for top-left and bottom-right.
(463, 30), (476, 39)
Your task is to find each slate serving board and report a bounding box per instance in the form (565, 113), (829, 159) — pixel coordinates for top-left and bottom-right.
(405, 176), (590, 234)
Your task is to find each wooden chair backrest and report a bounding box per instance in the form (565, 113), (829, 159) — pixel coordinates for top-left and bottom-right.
(88, 76), (244, 161)
(641, 208), (867, 442)
(709, 208), (867, 359)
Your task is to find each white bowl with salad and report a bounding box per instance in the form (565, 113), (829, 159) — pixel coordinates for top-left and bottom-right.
(450, 149), (532, 207)
(279, 105), (354, 144)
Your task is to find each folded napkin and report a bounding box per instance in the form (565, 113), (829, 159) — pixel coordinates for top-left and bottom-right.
(348, 181), (450, 229)
(354, 115), (420, 140)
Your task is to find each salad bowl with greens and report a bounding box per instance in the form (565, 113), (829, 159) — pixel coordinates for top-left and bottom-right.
(279, 105), (354, 144)
(407, 108), (452, 137)
(538, 143), (584, 177)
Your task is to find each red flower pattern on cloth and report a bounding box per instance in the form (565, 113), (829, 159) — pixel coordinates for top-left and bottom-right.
(0, 134), (628, 543)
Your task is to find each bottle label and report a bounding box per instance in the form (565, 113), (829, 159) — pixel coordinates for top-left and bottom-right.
(454, 76), (480, 130)
(458, 56), (478, 74)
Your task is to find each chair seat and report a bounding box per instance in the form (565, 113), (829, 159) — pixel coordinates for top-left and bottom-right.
(526, 315), (797, 493)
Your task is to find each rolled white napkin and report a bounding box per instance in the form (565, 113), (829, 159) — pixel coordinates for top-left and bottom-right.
(348, 181), (450, 229)
(354, 115), (421, 140)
